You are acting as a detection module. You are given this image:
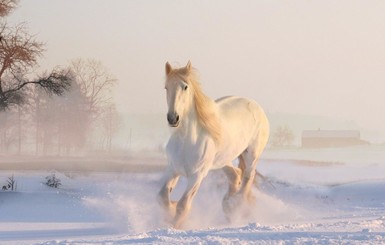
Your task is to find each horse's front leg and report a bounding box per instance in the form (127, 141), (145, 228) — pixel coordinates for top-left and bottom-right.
(173, 172), (205, 229)
(157, 168), (180, 221)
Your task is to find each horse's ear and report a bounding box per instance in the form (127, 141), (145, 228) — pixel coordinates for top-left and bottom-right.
(186, 60), (192, 71)
(165, 62), (172, 75)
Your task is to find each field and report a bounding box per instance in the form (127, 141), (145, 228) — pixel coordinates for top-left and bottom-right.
(0, 146), (385, 244)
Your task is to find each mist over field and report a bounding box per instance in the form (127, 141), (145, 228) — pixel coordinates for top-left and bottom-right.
(4, 0), (385, 142)
(2, 0), (385, 158)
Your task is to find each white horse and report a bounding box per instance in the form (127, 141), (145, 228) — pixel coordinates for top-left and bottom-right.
(158, 61), (270, 228)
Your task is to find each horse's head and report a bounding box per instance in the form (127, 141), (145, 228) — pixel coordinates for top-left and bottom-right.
(164, 61), (194, 127)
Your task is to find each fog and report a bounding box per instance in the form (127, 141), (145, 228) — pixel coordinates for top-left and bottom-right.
(4, 0), (385, 154)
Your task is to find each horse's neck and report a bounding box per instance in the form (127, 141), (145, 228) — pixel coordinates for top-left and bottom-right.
(176, 96), (217, 143)
(175, 104), (200, 141)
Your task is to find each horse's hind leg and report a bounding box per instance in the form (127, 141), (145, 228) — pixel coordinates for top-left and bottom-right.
(222, 164), (242, 217)
(223, 164), (242, 196)
(239, 137), (268, 203)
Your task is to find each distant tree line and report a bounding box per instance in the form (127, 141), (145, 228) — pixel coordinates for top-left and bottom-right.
(0, 0), (121, 155)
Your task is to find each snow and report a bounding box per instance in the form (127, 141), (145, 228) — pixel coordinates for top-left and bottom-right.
(1, 146), (385, 244)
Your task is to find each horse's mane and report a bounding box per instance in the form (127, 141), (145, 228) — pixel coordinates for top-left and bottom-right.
(169, 67), (222, 144)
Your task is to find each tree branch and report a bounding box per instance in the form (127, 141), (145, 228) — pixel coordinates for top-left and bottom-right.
(0, 69), (72, 110)
(0, 0), (18, 17)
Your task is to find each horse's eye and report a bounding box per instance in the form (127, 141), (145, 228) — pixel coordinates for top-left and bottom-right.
(183, 85), (188, 91)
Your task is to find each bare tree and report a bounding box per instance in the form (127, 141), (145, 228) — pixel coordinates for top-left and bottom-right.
(0, 3), (71, 111)
(28, 82), (90, 156)
(56, 82), (90, 155)
(271, 125), (295, 148)
(100, 103), (121, 152)
(0, 110), (16, 153)
(30, 87), (58, 155)
(27, 59), (118, 155)
(0, 0), (72, 155)
(0, 0), (17, 17)
(70, 59), (116, 118)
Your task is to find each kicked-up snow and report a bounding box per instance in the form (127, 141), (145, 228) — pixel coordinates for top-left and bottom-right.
(0, 146), (384, 244)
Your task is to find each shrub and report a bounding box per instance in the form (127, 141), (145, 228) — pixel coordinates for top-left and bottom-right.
(2, 175), (17, 191)
(45, 173), (62, 188)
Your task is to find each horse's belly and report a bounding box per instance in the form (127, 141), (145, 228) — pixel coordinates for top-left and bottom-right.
(212, 141), (249, 168)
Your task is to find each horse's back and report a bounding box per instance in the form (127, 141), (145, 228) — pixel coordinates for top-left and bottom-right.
(215, 96), (268, 125)
(215, 95), (269, 154)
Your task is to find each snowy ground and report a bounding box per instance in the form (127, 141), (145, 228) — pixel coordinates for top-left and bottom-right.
(1, 146), (385, 244)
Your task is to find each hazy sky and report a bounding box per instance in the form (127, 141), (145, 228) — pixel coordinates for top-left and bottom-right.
(7, 0), (385, 136)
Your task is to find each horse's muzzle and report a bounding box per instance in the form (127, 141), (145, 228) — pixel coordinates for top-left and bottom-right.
(167, 112), (180, 127)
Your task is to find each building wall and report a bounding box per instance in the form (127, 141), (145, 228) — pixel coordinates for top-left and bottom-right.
(302, 137), (368, 148)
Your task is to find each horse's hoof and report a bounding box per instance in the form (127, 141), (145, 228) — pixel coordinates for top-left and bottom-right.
(222, 194), (242, 220)
(246, 192), (256, 205)
(172, 218), (185, 230)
